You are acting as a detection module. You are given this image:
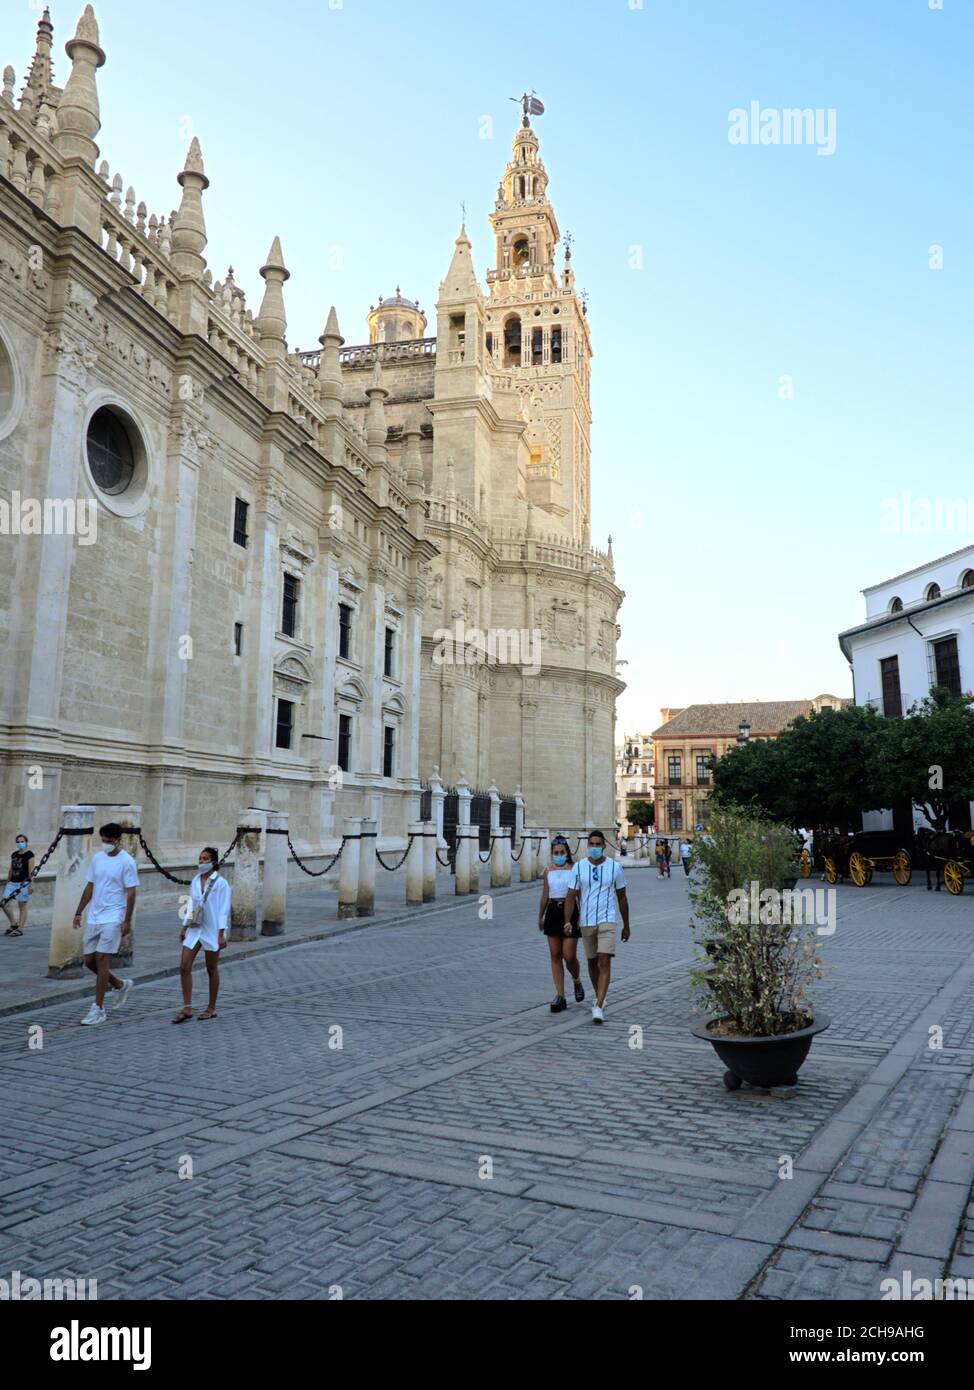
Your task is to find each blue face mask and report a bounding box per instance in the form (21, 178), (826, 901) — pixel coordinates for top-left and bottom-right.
(552, 853), (567, 865)
(588, 846), (604, 861)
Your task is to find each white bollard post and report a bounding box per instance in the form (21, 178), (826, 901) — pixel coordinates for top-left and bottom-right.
(537, 829), (551, 873)
(422, 820), (436, 902)
(406, 821), (424, 906)
(499, 826), (512, 887)
(262, 810), (288, 936)
(429, 767), (446, 861)
(490, 821), (506, 888)
(455, 826), (472, 896)
(47, 805), (96, 979)
(520, 830), (536, 884)
(358, 817), (377, 917)
(338, 817), (362, 919)
(513, 785), (525, 864)
(231, 809), (266, 941)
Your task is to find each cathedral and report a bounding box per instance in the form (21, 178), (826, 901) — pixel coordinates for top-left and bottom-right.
(0, 7), (623, 865)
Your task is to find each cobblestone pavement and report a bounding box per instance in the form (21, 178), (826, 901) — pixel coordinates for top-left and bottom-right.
(2, 864), (974, 1300)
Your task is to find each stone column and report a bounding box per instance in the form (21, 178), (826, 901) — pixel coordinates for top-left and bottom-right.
(456, 774), (472, 895)
(488, 781), (501, 838)
(499, 826), (512, 888)
(230, 809), (266, 941)
(422, 821), (437, 902)
(337, 817), (362, 919)
(429, 767), (446, 856)
(110, 806), (142, 968)
(520, 830), (536, 884)
(47, 805), (96, 978)
(358, 817), (377, 917)
(406, 820), (424, 906)
(513, 786), (525, 861)
(490, 823), (507, 889)
(262, 810), (289, 936)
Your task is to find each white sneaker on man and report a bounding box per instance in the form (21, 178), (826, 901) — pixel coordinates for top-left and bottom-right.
(592, 1005), (604, 1025)
(109, 978), (133, 1011)
(80, 1003), (107, 1027)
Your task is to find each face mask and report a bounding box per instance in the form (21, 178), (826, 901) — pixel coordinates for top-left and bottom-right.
(16, 841), (26, 850)
(199, 862), (213, 872)
(101, 841), (118, 852)
(588, 846), (604, 861)
(552, 853), (567, 866)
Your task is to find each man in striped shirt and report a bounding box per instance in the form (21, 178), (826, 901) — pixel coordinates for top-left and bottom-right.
(563, 829), (630, 1024)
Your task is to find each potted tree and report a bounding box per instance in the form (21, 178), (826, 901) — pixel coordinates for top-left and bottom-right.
(689, 807), (828, 1090)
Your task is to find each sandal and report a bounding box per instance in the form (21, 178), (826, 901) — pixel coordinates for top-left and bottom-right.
(198, 1009), (217, 1020)
(4, 926), (23, 937)
(171, 1008), (194, 1024)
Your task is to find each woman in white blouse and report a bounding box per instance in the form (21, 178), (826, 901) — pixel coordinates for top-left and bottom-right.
(537, 835), (584, 1014)
(172, 847), (231, 1023)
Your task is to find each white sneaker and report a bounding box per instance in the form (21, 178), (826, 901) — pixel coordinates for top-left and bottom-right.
(80, 1003), (107, 1027)
(592, 1005), (604, 1025)
(109, 978), (133, 1010)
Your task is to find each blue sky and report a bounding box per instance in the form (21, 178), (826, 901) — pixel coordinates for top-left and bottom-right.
(3, 0), (970, 732)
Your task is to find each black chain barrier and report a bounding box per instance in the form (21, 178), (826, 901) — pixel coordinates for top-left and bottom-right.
(436, 848), (452, 868)
(137, 832), (195, 885)
(287, 834), (345, 877)
(510, 836), (541, 864)
(28, 828), (65, 881)
(376, 835), (416, 872)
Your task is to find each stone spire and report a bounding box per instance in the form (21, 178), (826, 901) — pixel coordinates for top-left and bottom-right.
(403, 408), (426, 539)
(2, 68), (15, 106)
(19, 8), (55, 116)
(317, 305), (344, 418)
(439, 224), (480, 301)
(255, 236), (290, 355)
(53, 5), (105, 164)
(365, 359), (389, 466)
(170, 137), (209, 280)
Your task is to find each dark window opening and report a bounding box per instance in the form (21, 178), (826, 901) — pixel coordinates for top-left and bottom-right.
(86, 408), (135, 495)
(275, 699), (293, 751)
(551, 326), (562, 363)
(384, 627), (395, 678)
(531, 328), (543, 365)
(667, 756), (682, 786)
(880, 655), (902, 719)
(339, 603), (352, 660)
(503, 316), (521, 366)
(338, 713), (352, 772)
(282, 574), (299, 638)
(667, 800), (683, 832)
(933, 637), (962, 698)
(233, 623), (243, 657)
(233, 497), (249, 548)
(383, 726), (395, 779)
(695, 755), (710, 786)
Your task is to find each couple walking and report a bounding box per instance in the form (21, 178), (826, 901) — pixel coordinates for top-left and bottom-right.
(538, 830), (630, 1024)
(70, 824), (231, 1026)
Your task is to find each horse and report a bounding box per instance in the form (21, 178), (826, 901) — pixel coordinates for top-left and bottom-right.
(915, 827), (974, 891)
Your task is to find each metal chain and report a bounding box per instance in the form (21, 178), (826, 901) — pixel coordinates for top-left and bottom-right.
(287, 834), (344, 877)
(137, 833), (195, 885)
(479, 835), (502, 864)
(376, 835), (416, 872)
(27, 828), (64, 881)
(436, 848), (452, 868)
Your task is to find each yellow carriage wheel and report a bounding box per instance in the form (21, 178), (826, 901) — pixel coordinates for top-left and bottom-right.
(824, 857), (838, 885)
(799, 850), (812, 879)
(944, 860), (964, 895)
(892, 850), (912, 886)
(849, 851), (872, 887)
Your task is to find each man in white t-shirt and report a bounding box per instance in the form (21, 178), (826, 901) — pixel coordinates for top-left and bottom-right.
(563, 829), (630, 1025)
(73, 822), (138, 1026)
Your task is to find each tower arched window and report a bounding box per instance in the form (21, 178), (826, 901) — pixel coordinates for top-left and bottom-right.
(925, 583), (941, 601)
(503, 314), (522, 367)
(513, 237), (529, 270)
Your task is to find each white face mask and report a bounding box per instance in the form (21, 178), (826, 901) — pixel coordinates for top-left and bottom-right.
(199, 862), (213, 872)
(102, 841), (119, 852)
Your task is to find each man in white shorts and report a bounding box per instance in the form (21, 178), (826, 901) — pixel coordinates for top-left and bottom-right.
(73, 822), (137, 1026)
(563, 829), (630, 1024)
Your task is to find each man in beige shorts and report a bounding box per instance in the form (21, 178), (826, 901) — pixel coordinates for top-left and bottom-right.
(563, 829), (630, 1024)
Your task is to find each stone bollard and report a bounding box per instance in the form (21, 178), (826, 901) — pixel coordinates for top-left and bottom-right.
(47, 805), (97, 979)
(358, 817), (377, 917)
(262, 810), (289, 936)
(406, 821), (424, 906)
(490, 823), (507, 889)
(231, 809), (266, 941)
(337, 817), (362, 919)
(455, 825), (473, 896)
(422, 820), (437, 902)
(520, 830), (536, 884)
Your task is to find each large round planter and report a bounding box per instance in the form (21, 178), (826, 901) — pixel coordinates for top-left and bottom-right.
(691, 1012), (830, 1090)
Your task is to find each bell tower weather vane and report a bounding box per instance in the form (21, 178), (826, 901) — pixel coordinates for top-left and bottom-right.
(510, 91), (545, 126)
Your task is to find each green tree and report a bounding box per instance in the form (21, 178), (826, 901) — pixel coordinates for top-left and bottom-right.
(627, 799), (654, 828)
(879, 688), (974, 830)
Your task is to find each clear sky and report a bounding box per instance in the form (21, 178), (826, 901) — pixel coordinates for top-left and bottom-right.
(3, 1), (970, 735)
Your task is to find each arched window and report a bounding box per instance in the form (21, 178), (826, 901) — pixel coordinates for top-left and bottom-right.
(503, 314), (522, 367)
(925, 583), (941, 601)
(512, 237), (530, 269)
(889, 596), (903, 613)
(961, 570), (974, 590)
(0, 326), (19, 439)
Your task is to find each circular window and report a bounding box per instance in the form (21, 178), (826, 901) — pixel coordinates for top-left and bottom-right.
(82, 401), (150, 517)
(87, 408), (135, 494)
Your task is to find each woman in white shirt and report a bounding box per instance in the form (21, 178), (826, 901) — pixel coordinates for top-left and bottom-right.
(537, 835), (584, 1014)
(172, 847), (231, 1023)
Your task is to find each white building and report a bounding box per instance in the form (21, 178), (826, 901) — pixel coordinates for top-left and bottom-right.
(614, 732), (655, 837)
(838, 543), (974, 833)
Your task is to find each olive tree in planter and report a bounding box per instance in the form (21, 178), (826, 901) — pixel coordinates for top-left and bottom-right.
(688, 807), (828, 1090)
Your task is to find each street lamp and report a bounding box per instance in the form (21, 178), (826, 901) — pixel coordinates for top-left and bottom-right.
(737, 719), (751, 745)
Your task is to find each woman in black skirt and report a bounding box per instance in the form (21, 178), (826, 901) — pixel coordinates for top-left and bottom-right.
(537, 835), (583, 1013)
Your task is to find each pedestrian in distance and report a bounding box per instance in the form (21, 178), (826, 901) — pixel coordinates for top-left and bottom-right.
(537, 834), (584, 1013)
(680, 838), (692, 875)
(173, 847), (231, 1023)
(662, 838), (672, 877)
(73, 823), (137, 1026)
(2, 832), (34, 937)
(655, 837), (667, 879)
(563, 829), (630, 1025)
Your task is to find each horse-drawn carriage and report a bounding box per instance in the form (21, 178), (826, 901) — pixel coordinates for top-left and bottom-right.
(915, 827), (974, 894)
(814, 829), (912, 887)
